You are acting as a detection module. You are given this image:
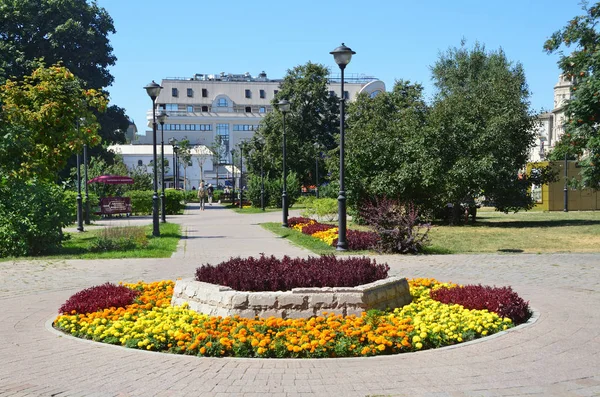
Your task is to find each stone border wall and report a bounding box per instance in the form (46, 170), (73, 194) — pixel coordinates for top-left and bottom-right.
(171, 277), (412, 319)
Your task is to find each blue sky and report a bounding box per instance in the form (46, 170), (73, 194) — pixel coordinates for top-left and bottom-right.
(97, 0), (583, 131)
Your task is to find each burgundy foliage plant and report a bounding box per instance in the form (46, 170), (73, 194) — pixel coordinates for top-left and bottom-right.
(301, 222), (336, 235)
(333, 229), (380, 251)
(195, 255), (390, 292)
(287, 217), (313, 227)
(430, 284), (532, 325)
(58, 282), (140, 314)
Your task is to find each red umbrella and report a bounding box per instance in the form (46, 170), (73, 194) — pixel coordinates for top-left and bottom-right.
(87, 175), (134, 185)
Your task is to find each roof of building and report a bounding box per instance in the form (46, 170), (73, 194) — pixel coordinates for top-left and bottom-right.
(108, 144), (212, 156)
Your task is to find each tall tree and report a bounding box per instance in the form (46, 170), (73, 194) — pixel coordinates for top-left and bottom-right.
(0, 64), (106, 180)
(429, 42), (537, 220)
(545, 2), (600, 187)
(245, 62), (339, 186)
(0, 0), (116, 88)
(344, 80), (438, 210)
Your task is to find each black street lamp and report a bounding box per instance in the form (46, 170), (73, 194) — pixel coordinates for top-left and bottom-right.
(144, 80), (163, 237)
(239, 144), (244, 209)
(314, 142), (320, 199)
(330, 43), (355, 251)
(278, 99), (291, 227)
(84, 143), (90, 225)
(564, 151), (569, 212)
(258, 137), (265, 211)
(76, 119), (83, 232)
(230, 149), (236, 204)
(158, 111), (168, 222)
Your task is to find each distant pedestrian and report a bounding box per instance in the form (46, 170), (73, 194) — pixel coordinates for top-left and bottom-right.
(197, 181), (206, 211)
(207, 183), (214, 206)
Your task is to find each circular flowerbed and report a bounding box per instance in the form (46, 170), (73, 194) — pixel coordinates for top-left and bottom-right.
(53, 278), (531, 358)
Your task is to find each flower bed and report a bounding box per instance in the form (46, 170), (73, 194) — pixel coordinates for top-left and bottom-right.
(288, 217), (379, 250)
(53, 278), (529, 358)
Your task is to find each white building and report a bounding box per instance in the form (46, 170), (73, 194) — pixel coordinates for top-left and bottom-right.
(117, 70), (385, 189)
(530, 74), (573, 162)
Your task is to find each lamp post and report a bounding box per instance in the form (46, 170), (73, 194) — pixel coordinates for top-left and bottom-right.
(84, 143), (90, 225)
(144, 80), (163, 237)
(158, 111), (168, 222)
(239, 144), (244, 209)
(314, 142), (320, 199)
(169, 138), (177, 189)
(277, 99), (291, 227)
(76, 119), (84, 232)
(330, 43), (355, 251)
(564, 151), (569, 212)
(230, 149), (236, 204)
(258, 137), (265, 211)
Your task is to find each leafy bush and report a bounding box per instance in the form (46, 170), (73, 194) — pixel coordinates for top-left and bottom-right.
(164, 189), (184, 214)
(266, 172), (302, 208)
(124, 190), (153, 215)
(0, 177), (70, 257)
(318, 181), (339, 199)
(360, 198), (431, 254)
(333, 229), (380, 251)
(62, 190), (100, 223)
(430, 285), (532, 325)
(301, 197), (338, 221)
(195, 255), (389, 292)
(89, 226), (149, 252)
(58, 282), (140, 314)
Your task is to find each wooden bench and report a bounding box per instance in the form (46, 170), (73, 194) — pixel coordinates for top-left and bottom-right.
(99, 197), (132, 217)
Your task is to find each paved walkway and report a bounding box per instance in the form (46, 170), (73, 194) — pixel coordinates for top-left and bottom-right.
(0, 203), (599, 397)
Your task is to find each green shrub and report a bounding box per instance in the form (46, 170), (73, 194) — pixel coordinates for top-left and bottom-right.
(62, 190), (100, 223)
(301, 198), (338, 221)
(164, 189), (184, 214)
(213, 190), (223, 202)
(265, 172), (301, 208)
(318, 181), (339, 199)
(0, 177), (70, 257)
(247, 174), (271, 208)
(124, 190), (153, 215)
(89, 226), (149, 252)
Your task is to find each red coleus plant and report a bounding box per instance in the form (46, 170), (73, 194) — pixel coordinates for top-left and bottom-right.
(58, 282), (140, 314)
(195, 254), (389, 292)
(430, 284), (532, 325)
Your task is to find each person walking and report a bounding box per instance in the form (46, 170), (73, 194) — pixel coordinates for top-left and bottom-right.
(197, 181), (206, 211)
(207, 183), (214, 206)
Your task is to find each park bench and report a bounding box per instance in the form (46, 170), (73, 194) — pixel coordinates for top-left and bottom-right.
(98, 197), (132, 217)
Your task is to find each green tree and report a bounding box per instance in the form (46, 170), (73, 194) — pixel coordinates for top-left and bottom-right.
(177, 138), (192, 190)
(245, 62), (339, 186)
(0, 0), (116, 88)
(545, 2), (600, 187)
(0, 64), (106, 180)
(344, 80), (438, 210)
(429, 42), (537, 221)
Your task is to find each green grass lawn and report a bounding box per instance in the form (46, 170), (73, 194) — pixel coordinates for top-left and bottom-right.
(262, 209), (600, 255)
(46, 223), (181, 260)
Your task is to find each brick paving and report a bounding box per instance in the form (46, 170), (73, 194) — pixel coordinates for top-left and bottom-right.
(0, 203), (599, 396)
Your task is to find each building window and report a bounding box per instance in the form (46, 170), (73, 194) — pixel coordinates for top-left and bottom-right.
(202, 88), (208, 97)
(165, 104), (178, 111)
(245, 89), (251, 98)
(172, 88), (178, 97)
(259, 107), (266, 113)
(187, 105), (193, 113)
(218, 98), (228, 107)
(329, 91), (335, 97)
(245, 106), (251, 113)
(187, 88), (193, 97)
(201, 105), (209, 112)
(344, 91), (349, 100)
(137, 160), (143, 166)
(233, 124), (258, 131)
(260, 89), (265, 99)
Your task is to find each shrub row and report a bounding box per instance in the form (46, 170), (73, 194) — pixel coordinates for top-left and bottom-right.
(195, 254), (390, 292)
(289, 217), (380, 251)
(58, 282), (140, 314)
(430, 285), (532, 325)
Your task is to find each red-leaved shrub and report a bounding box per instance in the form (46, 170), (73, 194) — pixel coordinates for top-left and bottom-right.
(301, 222), (336, 235)
(58, 282), (140, 314)
(333, 230), (380, 251)
(287, 217), (313, 227)
(430, 285), (532, 325)
(195, 255), (389, 292)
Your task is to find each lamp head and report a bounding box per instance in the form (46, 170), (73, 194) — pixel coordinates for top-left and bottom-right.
(144, 80), (163, 100)
(330, 43), (356, 68)
(277, 99), (290, 114)
(158, 111), (168, 125)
